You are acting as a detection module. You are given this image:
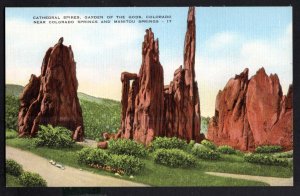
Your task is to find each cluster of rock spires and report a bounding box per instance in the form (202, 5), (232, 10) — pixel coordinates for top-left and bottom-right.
(18, 37), (84, 141)
(207, 68), (293, 151)
(114, 7), (202, 146)
(17, 7), (293, 151)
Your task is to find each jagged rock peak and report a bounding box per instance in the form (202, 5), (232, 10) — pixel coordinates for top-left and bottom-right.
(58, 37), (64, 44)
(18, 39), (84, 141)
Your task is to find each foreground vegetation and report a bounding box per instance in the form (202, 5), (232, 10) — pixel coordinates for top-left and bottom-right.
(6, 135), (293, 186)
(6, 159), (47, 187)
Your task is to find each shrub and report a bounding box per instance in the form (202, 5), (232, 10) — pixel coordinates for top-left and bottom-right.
(34, 125), (74, 148)
(77, 148), (145, 175)
(6, 159), (23, 176)
(217, 145), (236, 154)
(19, 171), (47, 187)
(108, 139), (147, 158)
(244, 153), (288, 166)
(151, 137), (188, 151)
(77, 148), (109, 166)
(77, 147), (93, 164)
(192, 145), (220, 160)
(5, 95), (19, 130)
(107, 154), (145, 175)
(186, 140), (196, 152)
(6, 129), (18, 139)
(254, 145), (283, 153)
(274, 151), (293, 158)
(154, 149), (197, 168)
(201, 139), (217, 150)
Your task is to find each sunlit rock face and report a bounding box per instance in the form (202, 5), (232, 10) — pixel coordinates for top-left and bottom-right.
(18, 40), (84, 141)
(207, 68), (293, 151)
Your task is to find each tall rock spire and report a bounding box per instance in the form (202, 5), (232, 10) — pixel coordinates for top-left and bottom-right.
(162, 6), (201, 142)
(184, 7), (196, 97)
(115, 7), (202, 146)
(133, 28), (164, 145)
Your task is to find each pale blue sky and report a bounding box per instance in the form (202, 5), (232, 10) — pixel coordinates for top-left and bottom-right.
(5, 7), (292, 116)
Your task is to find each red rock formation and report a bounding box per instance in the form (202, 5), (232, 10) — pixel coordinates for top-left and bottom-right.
(163, 7), (201, 143)
(114, 7), (202, 146)
(132, 28), (165, 146)
(207, 68), (293, 151)
(97, 141), (108, 149)
(18, 39), (84, 141)
(119, 72), (138, 139)
(207, 68), (253, 150)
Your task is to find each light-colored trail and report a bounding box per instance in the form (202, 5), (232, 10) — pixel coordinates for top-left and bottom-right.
(205, 172), (293, 186)
(6, 146), (148, 187)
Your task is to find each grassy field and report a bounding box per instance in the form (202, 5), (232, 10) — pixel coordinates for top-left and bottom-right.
(6, 137), (293, 186)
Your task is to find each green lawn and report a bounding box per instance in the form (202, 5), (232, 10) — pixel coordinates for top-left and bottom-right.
(6, 137), (293, 186)
(6, 174), (23, 187)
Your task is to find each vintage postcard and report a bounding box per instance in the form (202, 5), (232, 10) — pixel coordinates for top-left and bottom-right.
(4, 6), (293, 187)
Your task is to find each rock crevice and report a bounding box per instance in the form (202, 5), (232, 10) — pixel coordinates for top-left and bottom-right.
(18, 40), (84, 141)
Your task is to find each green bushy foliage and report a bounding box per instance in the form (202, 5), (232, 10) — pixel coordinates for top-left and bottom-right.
(201, 117), (210, 135)
(200, 139), (217, 150)
(274, 151), (293, 158)
(77, 147), (109, 166)
(77, 148), (144, 175)
(192, 145), (221, 160)
(154, 149), (197, 168)
(19, 171), (47, 187)
(6, 129), (18, 139)
(217, 145), (236, 154)
(150, 137), (188, 151)
(77, 148), (93, 164)
(244, 153), (289, 166)
(186, 140), (196, 152)
(6, 159), (23, 176)
(80, 99), (120, 140)
(254, 145), (283, 153)
(34, 125), (74, 148)
(5, 95), (19, 130)
(108, 154), (145, 175)
(108, 139), (147, 158)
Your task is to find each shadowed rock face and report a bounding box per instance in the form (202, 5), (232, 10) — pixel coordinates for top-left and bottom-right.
(116, 7), (202, 145)
(18, 41), (84, 141)
(207, 68), (293, 151)
(133, 28), (165, 145)
(117, 28), (165, 146)
(164, 7), (201, 142)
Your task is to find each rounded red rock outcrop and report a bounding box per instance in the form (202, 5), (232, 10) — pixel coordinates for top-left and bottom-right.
(18, 39), (84, 141)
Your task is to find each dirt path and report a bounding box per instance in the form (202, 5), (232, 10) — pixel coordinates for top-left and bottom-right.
(6, 146), (148, 187)
(205, 172), (293, 186)
(76, 139), (98, 148)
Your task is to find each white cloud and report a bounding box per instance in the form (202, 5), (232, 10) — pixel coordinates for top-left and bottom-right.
(206, 32), (238, 50)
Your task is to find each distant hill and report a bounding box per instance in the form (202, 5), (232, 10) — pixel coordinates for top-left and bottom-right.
(77, 92), (120, 106)
(5, 84), (120, 105)
(6, 84), (24, 97)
